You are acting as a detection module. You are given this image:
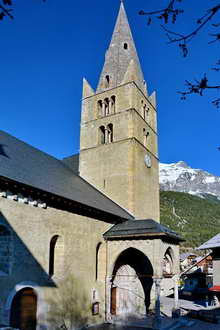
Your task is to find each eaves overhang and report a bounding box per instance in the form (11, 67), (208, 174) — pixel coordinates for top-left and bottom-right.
(0, 176), (128, 224)
(103, 219), (184, 242)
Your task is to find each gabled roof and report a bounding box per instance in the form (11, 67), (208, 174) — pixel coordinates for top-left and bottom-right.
(103, 219), (183, 241)
(197, 233), (220, 250)
(0, 130), (133, 220)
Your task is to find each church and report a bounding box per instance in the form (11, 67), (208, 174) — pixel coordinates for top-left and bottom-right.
(0, 2), (181, 329)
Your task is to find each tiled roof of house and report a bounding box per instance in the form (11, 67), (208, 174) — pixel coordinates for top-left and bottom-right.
(198, 233), (220, 250)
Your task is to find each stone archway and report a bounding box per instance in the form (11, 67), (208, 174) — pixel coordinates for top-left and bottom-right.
(10, 287), (37, 330)
(163, 247), (174, 277)
(110, 247), (153, 318)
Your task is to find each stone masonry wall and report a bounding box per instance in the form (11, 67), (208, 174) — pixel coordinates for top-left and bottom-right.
(0, 196), (111, 328)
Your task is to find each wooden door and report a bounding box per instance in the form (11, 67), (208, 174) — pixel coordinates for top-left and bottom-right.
(111, 286), (117, 315)
(10, 288), (37, 330)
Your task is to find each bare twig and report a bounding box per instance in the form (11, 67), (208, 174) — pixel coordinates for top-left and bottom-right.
(140, 2), (220, 55)
(178, 74), (220, 105)
(162, 5), (220, 45)
(212, 98), (220, 108)
(139, 0), (184, 25)
(0, 0), (46, 21)
(0, 3), (13, 20)
(140, 2), (220, 106)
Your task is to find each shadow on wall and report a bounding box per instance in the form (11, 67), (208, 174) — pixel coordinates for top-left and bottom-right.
(0, 212), (95, 330)
(0, 211), (56, 288)
(46, 275), (93, 330)
(0, 211), (56, 328)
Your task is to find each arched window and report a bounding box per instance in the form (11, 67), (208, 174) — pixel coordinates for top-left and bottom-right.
(111, 96), (116, 113)
(144, 106), (149, 121)
(95, 242), (102, 281)
(107, 124), (113, 143)
(124, 43), (128, 50)
(143, 129), (149, 147)
(104, 98), (110, 116)
(49, 235), (58, 276)
(97, 100), (103, 117)
(49, 235), (64, 277)
(163, 248), (174, 277)
(0, 225), (12, 275)
(105, 75), (110, 88)
(99, 126), (105, 144)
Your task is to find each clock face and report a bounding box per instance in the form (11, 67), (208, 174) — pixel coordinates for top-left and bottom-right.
(144, 153), (151, 168)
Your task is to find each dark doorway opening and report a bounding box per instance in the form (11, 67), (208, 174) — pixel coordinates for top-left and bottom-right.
(10, 287), (37, 330)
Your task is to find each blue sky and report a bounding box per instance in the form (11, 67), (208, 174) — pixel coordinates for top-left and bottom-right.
(1, 0), (220, 175)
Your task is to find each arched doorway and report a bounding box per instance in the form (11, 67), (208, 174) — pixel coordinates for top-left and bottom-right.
(110, 248), (153, 318)
(163, 247), (174, 277)
(10, 287), (37, 330)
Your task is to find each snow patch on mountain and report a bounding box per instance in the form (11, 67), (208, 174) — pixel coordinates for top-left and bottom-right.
(159, 161), (220, 199)
(205, 177), (216, 184)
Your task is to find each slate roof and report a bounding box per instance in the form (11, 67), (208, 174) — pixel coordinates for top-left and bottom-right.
(180, 252), (197, 261)
(197, 233), (220, 250)
(103, 219), (183, 241)
(0, 130), (133, 220)
(62, 154), (79, 174)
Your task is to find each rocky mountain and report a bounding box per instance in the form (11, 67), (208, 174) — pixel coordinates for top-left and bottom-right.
(159, 161), (220, 199)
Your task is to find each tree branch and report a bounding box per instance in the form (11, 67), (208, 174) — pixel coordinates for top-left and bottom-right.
(178, 74), (220, 106)
(162, 5), (220, 44)
(140, 2), (220, 57)
(0, 0), (46, 21)
(140, 2), (220, 107)
(139, 0), (184, 25)
(0, 3), (13, 20)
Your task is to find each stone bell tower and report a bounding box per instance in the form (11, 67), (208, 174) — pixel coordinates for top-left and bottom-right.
(79, 2), (160, 221)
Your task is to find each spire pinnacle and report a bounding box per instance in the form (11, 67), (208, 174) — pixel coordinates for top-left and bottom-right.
(97, 2), (147, 94)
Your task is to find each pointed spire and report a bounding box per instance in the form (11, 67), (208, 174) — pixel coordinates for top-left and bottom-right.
(122, 59), (148, 94)
(82, 78), (94, 99)
(149, 91), (156, 108)
(97, 2), (146, 94)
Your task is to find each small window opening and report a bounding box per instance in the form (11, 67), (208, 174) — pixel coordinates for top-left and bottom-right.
(93, 289), (96, 300)
(143, 105), (149, 121)
(104, 98), (110, 116)
(143, 130), (149, 147)
(107, 124), (113, 143)
(163, 248), (174, 277)
(49, 235), (59, 276)
(124, 43), (128, 50)
(111, 96), (116, 114)
(105, 75), (110, 88)
(99, 126), (105, 144)
(96, 243), (102, 281)
(98, 100), (103, 117)
(144, 108), (149, 120)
